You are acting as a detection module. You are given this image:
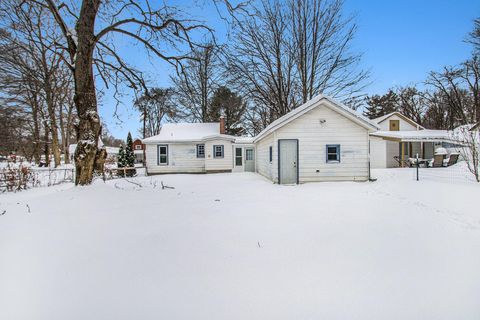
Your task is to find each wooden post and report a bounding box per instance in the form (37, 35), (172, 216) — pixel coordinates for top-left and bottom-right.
(401, 142), (405, 167)
(416, 153), (419, 181)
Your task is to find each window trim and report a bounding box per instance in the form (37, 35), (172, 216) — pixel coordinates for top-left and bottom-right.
(213, 145), (224, 158)
(157, 144), (168, 165)
(326, 144), (340, 163)
(269, 146), (273, 162)
(196, 144), (205, 158)
(135, 144), (142, 150)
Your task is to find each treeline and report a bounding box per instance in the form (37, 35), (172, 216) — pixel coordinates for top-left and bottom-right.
(133, 0), (368, 137)
(0, 0), (476, 184)
(364, 19), (480, 129)
(0, 3), (126, 166)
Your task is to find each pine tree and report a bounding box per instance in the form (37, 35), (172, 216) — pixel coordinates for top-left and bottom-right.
(117, 145), (126, 177)
(125, 132), (136, 177)
(364, 90), (399, 119)
(209, 86), (247, 135)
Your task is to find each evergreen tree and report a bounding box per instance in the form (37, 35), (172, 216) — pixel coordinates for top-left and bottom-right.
(363, 90), (399, 119)
(125, 132), (136, 177)
(117, 145), (126, 177)
(209, 86), (247, 135)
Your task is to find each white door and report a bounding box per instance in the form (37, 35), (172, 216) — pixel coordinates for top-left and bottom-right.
(245, 148), (255, 172)
(279, 140), (298, 184)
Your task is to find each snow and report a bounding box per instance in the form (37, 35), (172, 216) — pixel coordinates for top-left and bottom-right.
(142, 123), (220, 143)
(371, 129), (452, 142)
(69, 144), (120, 155)
(1, 164), (480, 319)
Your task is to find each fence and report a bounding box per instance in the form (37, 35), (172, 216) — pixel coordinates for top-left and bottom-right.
(0, 166), (75, 192)
(0, 165), (147, 192)
(410, 156), (476, 184)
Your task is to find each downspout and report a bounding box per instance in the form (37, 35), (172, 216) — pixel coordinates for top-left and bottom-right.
(368, 131), (376, 182)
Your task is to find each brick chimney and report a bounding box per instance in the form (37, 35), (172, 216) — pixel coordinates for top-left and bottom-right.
(219, 115), (225, 134)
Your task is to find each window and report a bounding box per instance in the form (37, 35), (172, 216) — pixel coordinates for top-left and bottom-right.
(326, 145), (340, 163)
(235, 148), (242, 166)
(196, 144), (205, 158)
(157, 145), (168, 165)
(269, 146), (273, 162)
(214, 145), (224, 158)
(135, 145), (142, 150)
(389, 120), (400, 131)
(246, 149), (254, 161)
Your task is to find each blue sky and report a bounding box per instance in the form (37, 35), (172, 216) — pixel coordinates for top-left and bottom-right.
(100, 0), (480, 139)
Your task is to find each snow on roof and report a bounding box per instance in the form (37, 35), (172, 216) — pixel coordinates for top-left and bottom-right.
(471, 122), (480, 131)
(372, 112), (424, 129)
(142, 123), (220, 143)
(202, 134), (237, 141)
(68, 144), (119, 155)
(254, 95), (379, 142)
(234, 136), (255, 144)
(370, 130), (452, 142)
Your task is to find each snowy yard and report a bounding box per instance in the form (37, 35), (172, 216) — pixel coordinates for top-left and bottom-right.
(1, 166), (480, 320)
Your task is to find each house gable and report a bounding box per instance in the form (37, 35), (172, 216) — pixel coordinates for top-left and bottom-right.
(254, 96), (378, 143)
(373, 112), (423, 131)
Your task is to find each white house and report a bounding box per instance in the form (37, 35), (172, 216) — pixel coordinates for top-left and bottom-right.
(142, 119), (256, 174)
(143, 95), (379, 183)
(253, 95), (379, 183)
(369, 112), (463, 168)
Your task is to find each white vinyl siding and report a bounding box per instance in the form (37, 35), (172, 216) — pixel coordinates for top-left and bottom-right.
(370, 136), (387, 169)
(255, 132), (274, 180)
(205, 139), (233, 172)
(377, 114), (418, 131)
(145, 143), (205, 173)
(256, 103), (370, 182)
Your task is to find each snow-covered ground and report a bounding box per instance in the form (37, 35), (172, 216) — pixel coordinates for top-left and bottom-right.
(1, 165), (480, 320)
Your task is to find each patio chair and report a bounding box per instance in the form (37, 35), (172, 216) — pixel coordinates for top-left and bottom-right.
(430, 154), (445, 167)
(393, 156), (410, 167)
(445, 153), (460, 167)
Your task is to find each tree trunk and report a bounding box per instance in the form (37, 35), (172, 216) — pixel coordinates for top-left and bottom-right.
(73, 0), (102, 185)
(43, 121), (50, 166)
(46, 97), (61, 167)
(31, 93), (41, 165)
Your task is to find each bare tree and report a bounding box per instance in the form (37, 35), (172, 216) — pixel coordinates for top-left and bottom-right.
(426, 57), (480, 129)
(396, 86), (426, 126)
(466, 17), (480, 54)
(227, 0), (367, 132)
(0, 3), (76, 167)
(7, 0), (228, 185)
(227, 0), (297, 130)
(134, 88), (177, 138)
(171, 44), (223, 122)
(290, 0), (368, 104)
(453, 126), (480, 182)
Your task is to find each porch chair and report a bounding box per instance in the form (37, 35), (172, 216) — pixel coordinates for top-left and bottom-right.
(445, 153), (460, 167)
(393, 155), (410, 167)
(430, 154), (446, 168)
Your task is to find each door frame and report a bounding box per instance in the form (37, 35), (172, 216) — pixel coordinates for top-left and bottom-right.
(277, 139), (299, 184)
(234, 147), (243, 168)
(244, 147), (255, 172)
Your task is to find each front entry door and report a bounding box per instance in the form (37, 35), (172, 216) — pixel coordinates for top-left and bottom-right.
(279, 140), (298, 184)
(245, 148), (255, 172)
